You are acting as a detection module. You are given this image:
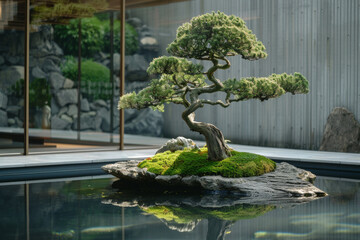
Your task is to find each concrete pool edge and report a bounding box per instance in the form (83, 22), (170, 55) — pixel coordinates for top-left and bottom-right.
(0, 144), (359, 182)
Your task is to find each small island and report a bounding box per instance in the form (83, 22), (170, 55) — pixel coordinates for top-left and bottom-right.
(103, 12), (326, 200)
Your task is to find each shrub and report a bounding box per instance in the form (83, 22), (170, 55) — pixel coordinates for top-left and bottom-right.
(11, 78), (51, 108)
(54, 16), (139, 57)
(102, 20), (139, 55)
(54, 17), (104, 57)
(61, 58), (111, 100)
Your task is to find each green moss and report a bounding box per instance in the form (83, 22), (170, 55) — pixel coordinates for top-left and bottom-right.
(141, 204), (275, 224)
(138, 147), (276, 178)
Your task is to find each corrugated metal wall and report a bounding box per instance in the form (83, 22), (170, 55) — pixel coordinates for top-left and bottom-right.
(129, 0), (360, 150)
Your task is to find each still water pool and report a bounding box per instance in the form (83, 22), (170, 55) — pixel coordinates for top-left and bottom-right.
(1, 175), (359, 240)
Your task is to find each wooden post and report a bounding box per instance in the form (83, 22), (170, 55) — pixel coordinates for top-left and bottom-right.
(119, 0), (125, 150)
(23, 0), (30, 155)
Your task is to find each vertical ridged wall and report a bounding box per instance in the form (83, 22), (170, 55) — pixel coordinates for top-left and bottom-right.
(129, 0), (360, 150)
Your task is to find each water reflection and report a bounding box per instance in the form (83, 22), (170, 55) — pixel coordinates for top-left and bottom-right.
(0, 176), (359, 240)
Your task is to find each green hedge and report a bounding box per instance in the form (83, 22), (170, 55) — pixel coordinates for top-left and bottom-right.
(62, 57), (111, 100)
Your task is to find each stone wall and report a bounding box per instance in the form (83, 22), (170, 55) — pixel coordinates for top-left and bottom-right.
(0, 16), (164, 137)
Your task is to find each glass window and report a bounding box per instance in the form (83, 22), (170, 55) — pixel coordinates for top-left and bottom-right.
(0, 0), (25, 155)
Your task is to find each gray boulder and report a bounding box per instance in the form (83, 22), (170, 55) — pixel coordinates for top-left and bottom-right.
(140, 37), (159, 52)
(49, 72), (65, 91)
(73, 113), (102, 131)
(66, 104), (77, 117)
(124, 108), (163, 137)
(6, 105), (21, 117)
(0, 66), (24, 92)
(81, 98), (90, 112)
(51, 115), (71, 130)
(0, 91), (8, 110)
(113, 53), (120, 74)
(97, 107), (111, 132)
(42, 58), (61, 73)
(51, 98), (60, 115)
(320, 107), (360, 153)
(127, 18), (142, 28)
(7, 56), (20, 65)
(55, 89), (78, 107)
(63, 78), (74, 89)
(125, 54), (148, 81)
(0, 109), (8, 127)
(156, 137), (199, 154)
(102, 161), (326, 200)
(31, 66), (47, 79)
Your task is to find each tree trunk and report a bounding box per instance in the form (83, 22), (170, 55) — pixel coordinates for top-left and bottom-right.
(182, 112), (231, 161)
(206, 218), (234, 240)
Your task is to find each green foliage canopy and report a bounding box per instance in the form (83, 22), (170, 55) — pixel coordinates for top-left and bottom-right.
(119, 11), (309, 127)
(167, 11), (267, 60)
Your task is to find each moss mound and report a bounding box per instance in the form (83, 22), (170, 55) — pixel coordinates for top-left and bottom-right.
(138, 147), (276, 178)
(141, 204), (275, 224)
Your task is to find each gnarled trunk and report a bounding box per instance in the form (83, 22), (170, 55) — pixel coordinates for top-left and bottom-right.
(206, 218), (234, 240)
(182, 112), (231, 161)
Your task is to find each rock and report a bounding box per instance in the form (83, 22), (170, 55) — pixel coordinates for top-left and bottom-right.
(29, 48), (51, 58)
(31, 66), (47, 79)
(51, 115), (70, 130)
(30, 31), (45, 49)
(94, 51), (108, 62)
(55, 89), (78, 107)
(66, 104), (77, 117)
(138, 25), (152, 38)
(102, 161), (326, 200)
(58, 106), (68, 116)
(124, 108), (163, 137)
(112, 53), (120, 74)
(0, 109), (8, 127)
(63, 78), (74, 89)
(0, 66), (24, 92)
(60, 114), (73, 123)
(97, 107), (111, 132)
(125, 81), (148, 93)
(15, 117), (23, 127)
(51, 98), (60, 115)
(49, 72), (65, 91)
(0, 91), (8, 110)
(42, 58), (61, 73)
(72, 113), (102, 130)
(6, 105), (21, 117)
(140, 37), (159, 52)
(81, 98), (90, 112)
(127, 18), (142, 28)
(94, 99), (108, 108)
(0, 56), (5, 65)
(125, 54), (148, 81)
(53, 42), (63, 56)
(156, 137), (199, 154)
(8, 118), (15, 125)
(7, 55), (20, 65)
(320, 107), (360, 153)
(124, 108), (138, 122)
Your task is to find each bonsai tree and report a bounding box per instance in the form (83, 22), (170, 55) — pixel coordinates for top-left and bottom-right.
(119, 11), (309, 161)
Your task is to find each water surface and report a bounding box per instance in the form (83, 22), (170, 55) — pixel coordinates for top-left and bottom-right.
(1, 176), (359, 240)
